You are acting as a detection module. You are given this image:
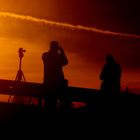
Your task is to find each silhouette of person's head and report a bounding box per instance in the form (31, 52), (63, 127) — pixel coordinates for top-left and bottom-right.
(105, 54), (115, 64)
(50, 41), (59, 52)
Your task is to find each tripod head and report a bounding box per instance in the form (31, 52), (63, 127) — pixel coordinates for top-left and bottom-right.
(18, 48), (26, 70)
(18, 48), (26, 59)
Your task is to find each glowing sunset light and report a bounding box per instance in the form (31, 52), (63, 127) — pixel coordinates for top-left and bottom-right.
(0, 0), (140, 99)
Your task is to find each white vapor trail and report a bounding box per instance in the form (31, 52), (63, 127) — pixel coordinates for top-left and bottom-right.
(0, 12), (140, 39)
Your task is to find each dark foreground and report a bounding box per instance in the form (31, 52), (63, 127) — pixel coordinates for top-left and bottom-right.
(0, 94), (140, 125)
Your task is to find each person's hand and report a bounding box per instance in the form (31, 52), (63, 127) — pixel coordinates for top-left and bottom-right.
(58, 46), (64, 53)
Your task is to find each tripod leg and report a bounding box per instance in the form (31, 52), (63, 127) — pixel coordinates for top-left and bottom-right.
(22, 72), (26, 82)
(8, 71), (18, 103)
(15, 72), (18, 81)
(8, 96), (11, 103)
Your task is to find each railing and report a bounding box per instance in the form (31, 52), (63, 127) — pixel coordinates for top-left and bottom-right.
(0, 79), (100, 100)
(0, 79), (139, 110)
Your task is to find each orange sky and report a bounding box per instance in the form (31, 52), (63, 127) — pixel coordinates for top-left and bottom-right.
(0, 0), (140, 96)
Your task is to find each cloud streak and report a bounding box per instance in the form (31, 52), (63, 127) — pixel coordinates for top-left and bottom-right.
(1, 12), (140, 39)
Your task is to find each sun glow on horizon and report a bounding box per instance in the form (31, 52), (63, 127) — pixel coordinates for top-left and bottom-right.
(0, 11), (140, 94)
(0, 37), (100, 89)
(0, 37), (45, 81)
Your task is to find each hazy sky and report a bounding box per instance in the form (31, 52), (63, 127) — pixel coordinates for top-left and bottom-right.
(0, 0), (140, 91)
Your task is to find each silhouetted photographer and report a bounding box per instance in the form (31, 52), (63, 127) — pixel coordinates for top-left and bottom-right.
(42, 41), (69, 112)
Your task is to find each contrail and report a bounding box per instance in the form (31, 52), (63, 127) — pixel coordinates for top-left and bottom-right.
(0, 12), (140, 39)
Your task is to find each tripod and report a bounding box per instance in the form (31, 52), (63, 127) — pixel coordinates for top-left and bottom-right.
(15, 55), (26, 82)
(8, 48), (27, 103)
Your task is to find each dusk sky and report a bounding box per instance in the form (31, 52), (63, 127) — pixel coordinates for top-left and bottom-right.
(0, 0), (140, 94)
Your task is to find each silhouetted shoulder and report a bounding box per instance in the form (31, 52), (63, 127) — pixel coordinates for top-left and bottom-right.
(42, 52), (48, 61)
(100, 65), (106, 80)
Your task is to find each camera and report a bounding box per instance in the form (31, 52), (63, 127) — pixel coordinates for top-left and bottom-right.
(18, 48), (26, 59)
(58, 46), (64, 53)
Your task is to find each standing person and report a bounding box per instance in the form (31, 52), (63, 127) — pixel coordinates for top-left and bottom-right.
(100, 54), (121, 95)
(42, 41), (69, 112)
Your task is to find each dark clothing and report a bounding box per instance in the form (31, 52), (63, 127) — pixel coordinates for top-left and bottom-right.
(100, 62), (121, 95)
(42, 50), (68, 87)
(42, 47), (69, 112)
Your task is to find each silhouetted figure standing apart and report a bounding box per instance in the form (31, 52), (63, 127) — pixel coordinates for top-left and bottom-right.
(100, 54), (121, 95)
(42, 41), (69, 112)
